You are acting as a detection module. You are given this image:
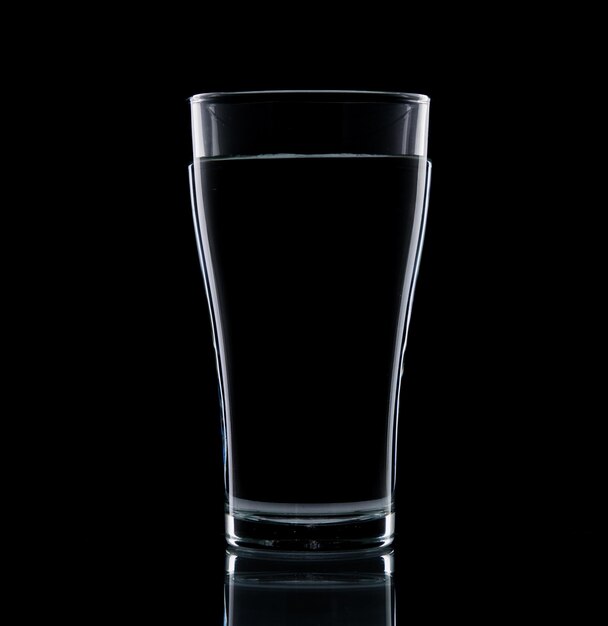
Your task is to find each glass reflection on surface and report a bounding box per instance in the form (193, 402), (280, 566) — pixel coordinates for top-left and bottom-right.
(225, 548), (394, 626)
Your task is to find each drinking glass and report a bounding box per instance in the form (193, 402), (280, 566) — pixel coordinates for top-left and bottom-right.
(189, 90), (431, 549)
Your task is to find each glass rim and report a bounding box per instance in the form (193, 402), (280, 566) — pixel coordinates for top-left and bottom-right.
(190, 90), (430, 105)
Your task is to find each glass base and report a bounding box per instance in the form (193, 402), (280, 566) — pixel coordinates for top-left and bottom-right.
(226, 509), (395, 551)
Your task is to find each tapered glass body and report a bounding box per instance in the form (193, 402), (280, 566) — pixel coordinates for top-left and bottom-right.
(189, 91), (431, 549)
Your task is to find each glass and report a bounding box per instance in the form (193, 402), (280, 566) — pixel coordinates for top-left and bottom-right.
(189, 90), (431, 549)
(225, 548), (394, 626)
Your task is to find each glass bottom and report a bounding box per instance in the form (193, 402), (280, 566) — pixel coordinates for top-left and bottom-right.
(225, 504), (395, 551)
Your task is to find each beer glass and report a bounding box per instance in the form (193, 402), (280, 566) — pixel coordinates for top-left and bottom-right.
(189, 91), (431, 549)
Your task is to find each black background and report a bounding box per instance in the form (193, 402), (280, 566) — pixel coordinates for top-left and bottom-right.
(56, 24), (601, 619)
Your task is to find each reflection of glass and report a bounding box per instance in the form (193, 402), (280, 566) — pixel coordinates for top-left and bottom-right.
(224, 548), (394, 626)
(190, 91), (431, 549)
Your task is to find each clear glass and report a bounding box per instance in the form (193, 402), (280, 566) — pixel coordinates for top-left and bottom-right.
(225, 548), (394, 626)
(189, 90), (431, 550)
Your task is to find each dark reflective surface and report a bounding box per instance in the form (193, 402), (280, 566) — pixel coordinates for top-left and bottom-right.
(224, 548), (394, 626)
